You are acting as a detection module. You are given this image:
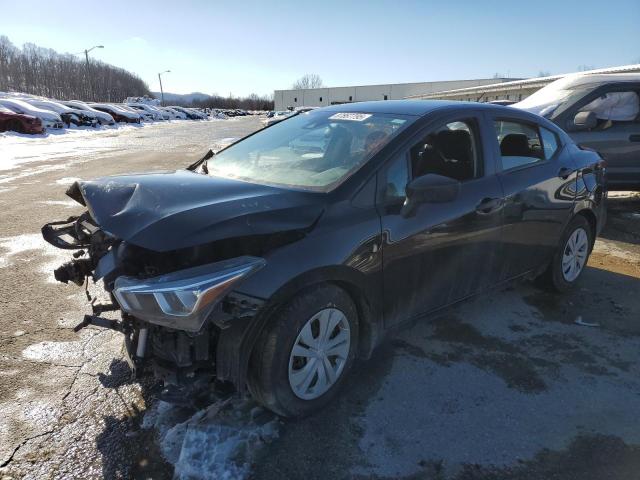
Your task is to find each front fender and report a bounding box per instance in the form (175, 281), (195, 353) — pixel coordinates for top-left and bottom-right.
(216, 264), (383, 389)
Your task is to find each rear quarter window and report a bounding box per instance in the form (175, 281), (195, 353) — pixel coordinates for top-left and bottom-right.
(540, 127), (560, 159)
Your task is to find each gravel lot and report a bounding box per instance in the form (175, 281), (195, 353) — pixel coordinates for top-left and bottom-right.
(0, 118), (639, 480)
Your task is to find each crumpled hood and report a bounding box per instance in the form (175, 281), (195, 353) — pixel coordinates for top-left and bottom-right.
(68, 170), (324, 252)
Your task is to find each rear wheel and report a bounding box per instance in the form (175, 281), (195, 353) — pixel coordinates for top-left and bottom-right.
(538, 215), (592, 292)
(248, 284), (358, 417)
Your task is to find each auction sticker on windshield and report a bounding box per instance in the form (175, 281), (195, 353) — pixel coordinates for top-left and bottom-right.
(329, 112), (372, 121)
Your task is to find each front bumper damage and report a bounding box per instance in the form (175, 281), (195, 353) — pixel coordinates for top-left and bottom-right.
(42, 209), (266, 403)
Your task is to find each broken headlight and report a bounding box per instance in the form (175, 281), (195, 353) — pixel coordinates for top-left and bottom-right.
(113, 256), (265, 332)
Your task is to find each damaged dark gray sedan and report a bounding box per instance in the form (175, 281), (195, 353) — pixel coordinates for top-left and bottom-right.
(43, 100), (606, 417)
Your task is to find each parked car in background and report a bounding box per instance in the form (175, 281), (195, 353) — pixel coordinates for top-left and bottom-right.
(263, 110), (293, 126)
(126, 104), (156, 121)
(514, 73), (640, 190)
(149, 105), (171, 120)
(60, 100), (115, 126)
(44, 101), (605, 417)
(186, 108), (208, 119)
(90, 103), (141, 123)
(21, 98), (96, 127)
(169, 106), (201, 120)
(160, 107), (187, 120)
(0, 105), (44, 134)
(0, 98), (64, 129)
(127, 103), (166, 121)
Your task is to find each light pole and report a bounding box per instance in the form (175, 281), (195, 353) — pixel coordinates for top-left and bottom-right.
(83, 45), (104, 101)
(158, 70), (171, 106)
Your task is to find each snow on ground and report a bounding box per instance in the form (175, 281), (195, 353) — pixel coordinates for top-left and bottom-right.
(142, 398), (280, 480)
(0, 233), (70, 279)
(0, 117), (233, 173)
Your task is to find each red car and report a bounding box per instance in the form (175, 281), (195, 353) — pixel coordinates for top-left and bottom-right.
(0, 105), (44, 134)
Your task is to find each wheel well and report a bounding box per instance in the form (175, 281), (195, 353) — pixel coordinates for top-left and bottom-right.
(332, 280), (379, 360)
(576, 209), (597, 249)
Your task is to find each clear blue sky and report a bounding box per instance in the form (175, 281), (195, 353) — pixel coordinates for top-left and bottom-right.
(1, 0), (638, 97)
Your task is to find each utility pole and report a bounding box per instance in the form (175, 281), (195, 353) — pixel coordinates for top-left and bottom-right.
(158, 70), (171, 106)
(81, 45), (104, 101)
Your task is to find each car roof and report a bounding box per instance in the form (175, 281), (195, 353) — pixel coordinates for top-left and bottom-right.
(319, 99), (502, 116)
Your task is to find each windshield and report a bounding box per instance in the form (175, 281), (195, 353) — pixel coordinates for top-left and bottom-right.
(208, 110), (415, 191)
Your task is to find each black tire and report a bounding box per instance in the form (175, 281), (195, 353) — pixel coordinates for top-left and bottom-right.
(247, 284), (358, 418)
(537, 215), (593, 292)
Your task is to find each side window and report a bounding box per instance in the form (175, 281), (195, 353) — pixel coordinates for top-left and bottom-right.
(494, 120), (544, 171)
(578, 91), (640, 127)
(384, 154), (409, 202)
(409, 119), (481, 182)
(540, 127), (559, 160)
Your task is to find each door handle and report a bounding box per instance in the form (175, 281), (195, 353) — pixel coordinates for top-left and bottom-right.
(475, 197), (502, 214)
(557, 167), (575, 179)
(630, 134), (640, 142)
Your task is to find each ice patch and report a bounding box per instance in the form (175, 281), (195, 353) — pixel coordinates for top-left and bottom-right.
(144, 398), (280, 479)
(0, 233), (69, 279)
(22, 340), (85, 364)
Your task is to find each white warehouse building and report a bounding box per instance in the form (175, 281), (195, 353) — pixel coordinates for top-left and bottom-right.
(273, 78), (515, 111)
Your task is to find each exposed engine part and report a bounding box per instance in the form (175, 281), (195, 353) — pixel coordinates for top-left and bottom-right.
(136, 328), (149, 358)
(73, 314), (125, 333)
(54, 258), (94, 285)
(151, 327), (216, 386)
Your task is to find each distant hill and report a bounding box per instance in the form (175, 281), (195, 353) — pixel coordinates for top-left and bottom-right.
(151, 91), (211, 104)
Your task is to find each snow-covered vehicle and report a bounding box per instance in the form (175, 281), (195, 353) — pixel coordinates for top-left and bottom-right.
(0, 98), (64, 129)
(125, 104), (156, 121)
(161, 107), (187, 120)
(169, 106), (202, 120)
(0, 105), (44, 134)
(514, 73), (640, 190)
(149, 105), (171, 120)
(21, 98), (97, 127)
(90, 103), (141, 123)
(187, 108), (208, 120)
(60, 100), (115, 126)
(127, 103), (166, 121)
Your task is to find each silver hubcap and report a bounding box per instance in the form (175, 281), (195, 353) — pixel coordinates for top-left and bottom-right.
(288, 308), (350, 400)
(562, 227), (589, 282)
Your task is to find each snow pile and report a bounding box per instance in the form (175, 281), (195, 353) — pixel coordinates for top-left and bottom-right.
(125, 96), (160, 106)
(143, 397), (280, 479)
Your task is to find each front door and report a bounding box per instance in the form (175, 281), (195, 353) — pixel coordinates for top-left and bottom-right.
(379, 114), (504, 327)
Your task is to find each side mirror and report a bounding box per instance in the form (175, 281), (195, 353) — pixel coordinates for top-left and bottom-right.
(573, 111), (597, 131)
(401, 174), (460, 217)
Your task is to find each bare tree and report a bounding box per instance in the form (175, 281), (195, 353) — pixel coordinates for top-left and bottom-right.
(292, 74), (324, 90)
(191, 93), (273, 110)
(0, 36), (151, 101)
(537, 70), (551, 77)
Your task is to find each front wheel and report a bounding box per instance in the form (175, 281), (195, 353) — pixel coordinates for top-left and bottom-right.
(248, 284), (358, 417)
(538, 215), (592, 292)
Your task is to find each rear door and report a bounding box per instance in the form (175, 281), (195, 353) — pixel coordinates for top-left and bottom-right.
(560, 83), (640, 189)
(488, 113), (576, 280)
(379, 111), (504, 327)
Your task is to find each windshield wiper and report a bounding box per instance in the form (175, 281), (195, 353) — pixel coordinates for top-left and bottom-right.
(186, 149), (214, 173)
